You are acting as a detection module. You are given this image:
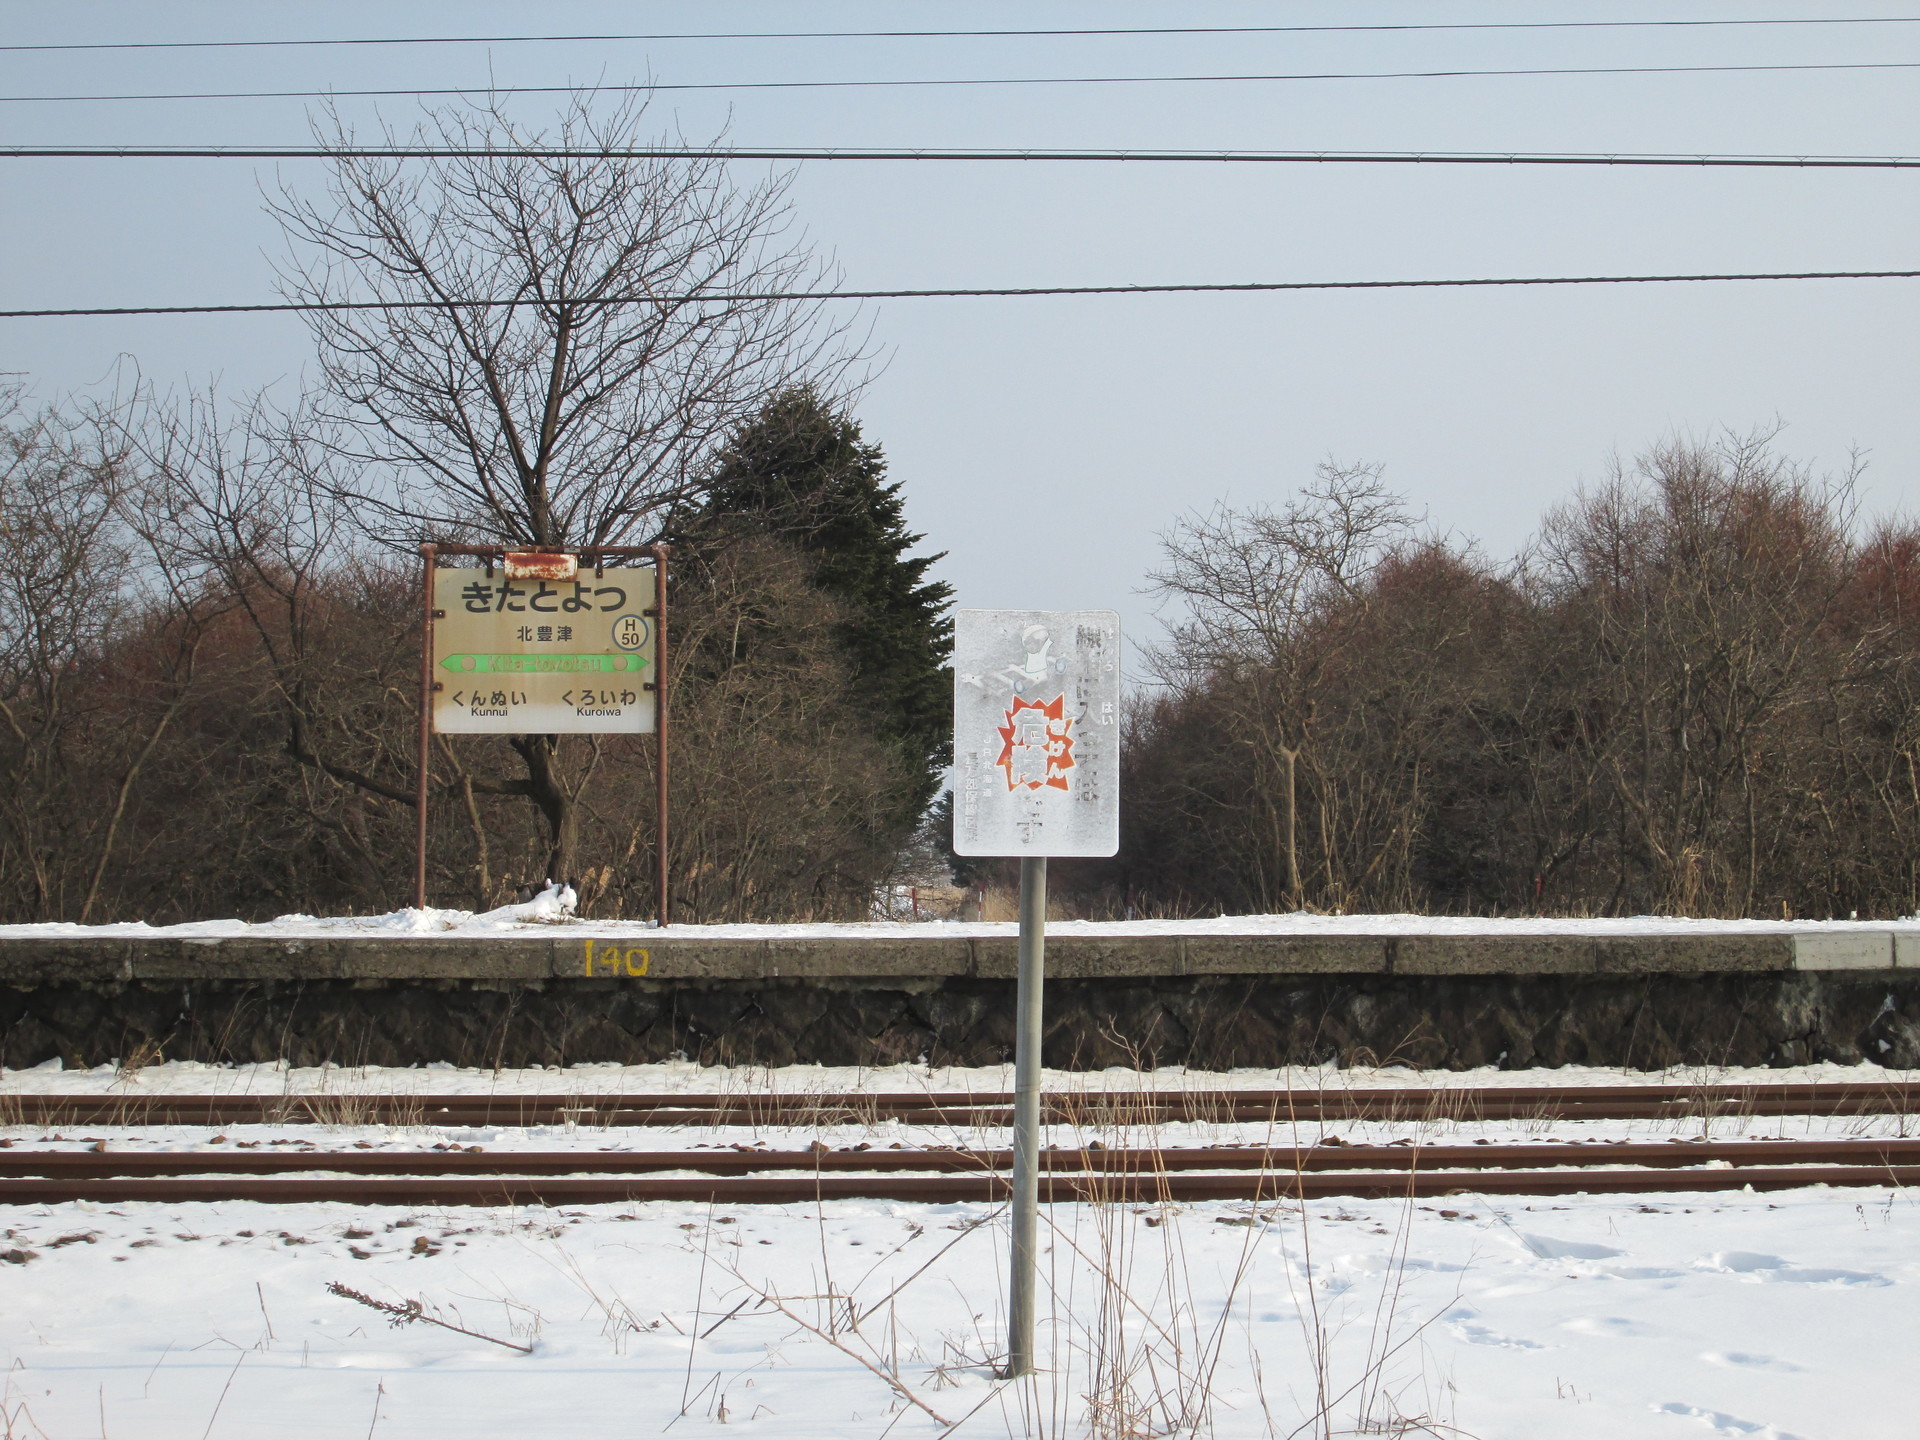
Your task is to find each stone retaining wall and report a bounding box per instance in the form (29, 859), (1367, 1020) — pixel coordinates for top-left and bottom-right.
(4, 931), (1920, 1071)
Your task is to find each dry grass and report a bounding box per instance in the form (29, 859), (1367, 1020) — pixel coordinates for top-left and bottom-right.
(999, 1077), (1471, 1439)
(325, 1282), (532, 1353)
(267, 1082), (426, 1131)
(112, 1037), (166, 1086)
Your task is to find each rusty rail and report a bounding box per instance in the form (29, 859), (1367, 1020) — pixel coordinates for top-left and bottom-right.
(0, 1162), (1914, 1206)
(2, 1136), (1919, 1178)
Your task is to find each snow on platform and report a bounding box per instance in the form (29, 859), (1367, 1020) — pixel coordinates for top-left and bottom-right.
(2, 903), (1919, 941)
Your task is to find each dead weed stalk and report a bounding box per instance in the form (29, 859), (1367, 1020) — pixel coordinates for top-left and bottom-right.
(325, 1282), (532, 1354)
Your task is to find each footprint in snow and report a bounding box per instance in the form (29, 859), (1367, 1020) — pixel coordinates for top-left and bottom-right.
(1516, 1233), (1625, 1260)
(1695, 1251), (1887, 1286)
(1654, 1400), (1809, 1440)
(1445, 1309), (1547, 1351)
(1701, 1352), (1804, 1374)
(1594, 1261), (1689, 1279)
(1561, 1315), (1657, 1339)
(1703, 1251), (1788, 1272)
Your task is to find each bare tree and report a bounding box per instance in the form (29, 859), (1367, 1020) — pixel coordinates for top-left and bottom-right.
(0, 391), (131, 916)
(264, 92), (865, 881)
(118, 389), (416, 803)
(271, 94), (861, 548)
(0, 387), (237, 921)
(1531, 431), (1861, 913)
(1144, 462), (1416, 908)
(1113, 430), (1920, 924)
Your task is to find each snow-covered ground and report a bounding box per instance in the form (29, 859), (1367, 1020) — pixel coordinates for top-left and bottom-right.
(7, 1062), (1916, 1437)
(7, 1055), (1919, 1099)
(2, 1185), (1910, 1439)
(3, 905), (1919, 940)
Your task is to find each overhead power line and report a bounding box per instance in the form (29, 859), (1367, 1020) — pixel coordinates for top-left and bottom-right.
(4, 17), (1917, 52)
(9, 61), (1920, 104)
(4, 269), (1915, 320)
(6, 144), (1920, 170)
(5, 16), (1920, 56)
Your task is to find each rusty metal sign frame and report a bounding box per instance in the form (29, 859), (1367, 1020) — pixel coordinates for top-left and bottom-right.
(415, 542), (670, 927)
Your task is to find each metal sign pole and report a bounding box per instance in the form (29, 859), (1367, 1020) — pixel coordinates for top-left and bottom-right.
(1007, 853), (1047, 1377)
(649, 544), (670, 928)
(414, 543), (438, 911)
(952, 607), (1120, 1383)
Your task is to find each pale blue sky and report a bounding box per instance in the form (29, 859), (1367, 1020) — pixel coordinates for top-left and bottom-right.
(3, 1), (1917, 648)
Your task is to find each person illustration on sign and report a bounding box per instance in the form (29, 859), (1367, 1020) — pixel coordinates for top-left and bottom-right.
(981, 625), (1073, 792)
(987, 625), (1058, 694)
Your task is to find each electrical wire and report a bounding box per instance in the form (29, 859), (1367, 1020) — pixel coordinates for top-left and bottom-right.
(9, 61), (1920, 105)
(3, 17), (1917, 53)
(4, 269), (1915, 320)
(5, 144), (1919, 170)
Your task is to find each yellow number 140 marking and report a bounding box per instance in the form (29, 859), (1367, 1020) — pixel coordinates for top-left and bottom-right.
(583, 941), (651, 976)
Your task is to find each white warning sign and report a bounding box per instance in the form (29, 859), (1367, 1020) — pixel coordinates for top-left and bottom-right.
(952, 609), (1120, 857)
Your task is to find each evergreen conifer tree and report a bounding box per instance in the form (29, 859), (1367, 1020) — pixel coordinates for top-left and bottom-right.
(697, 389), (954, 834)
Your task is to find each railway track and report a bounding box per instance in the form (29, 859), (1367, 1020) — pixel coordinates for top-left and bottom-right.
(1, 1135), (1914, 1204)
(7, 1080), (1920, 1128)
(7, 1082), (1916, 1202)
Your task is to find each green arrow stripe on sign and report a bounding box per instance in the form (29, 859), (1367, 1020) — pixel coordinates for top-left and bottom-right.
(440, 652), (650, 675)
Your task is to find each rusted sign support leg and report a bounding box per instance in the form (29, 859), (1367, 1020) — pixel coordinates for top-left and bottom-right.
(414, 543), (438, 912)
(1006, 854), (1046, 1377)
(650, 544), (670, 928)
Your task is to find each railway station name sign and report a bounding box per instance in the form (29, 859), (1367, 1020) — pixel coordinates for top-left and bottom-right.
(431, 565), (658, 734)
(952, 608), (1120, 857)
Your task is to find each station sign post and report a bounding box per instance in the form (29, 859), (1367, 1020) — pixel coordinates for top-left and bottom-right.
(416, 544), (670, 924)
(952, 608), (1121, 1378)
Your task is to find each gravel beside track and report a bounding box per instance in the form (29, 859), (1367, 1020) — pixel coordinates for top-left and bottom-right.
(10, 1079), (1920, 1127)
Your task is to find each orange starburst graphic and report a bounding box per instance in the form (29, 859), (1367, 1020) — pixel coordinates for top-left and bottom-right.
(996, 694), (1074, 791)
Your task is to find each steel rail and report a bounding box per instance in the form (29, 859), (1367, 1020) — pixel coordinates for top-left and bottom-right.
(3, 1164), (1915, 1206)
(4, 1136), (1919, 1179)
(10, 1081), (1920, 1127)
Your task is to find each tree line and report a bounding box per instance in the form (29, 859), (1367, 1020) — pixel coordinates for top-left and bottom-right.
(0, 95), (950, 925)
(1073, 434), (1920, 920)
(5, 91), (1911, 927)
(0, 379), (949, 925)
